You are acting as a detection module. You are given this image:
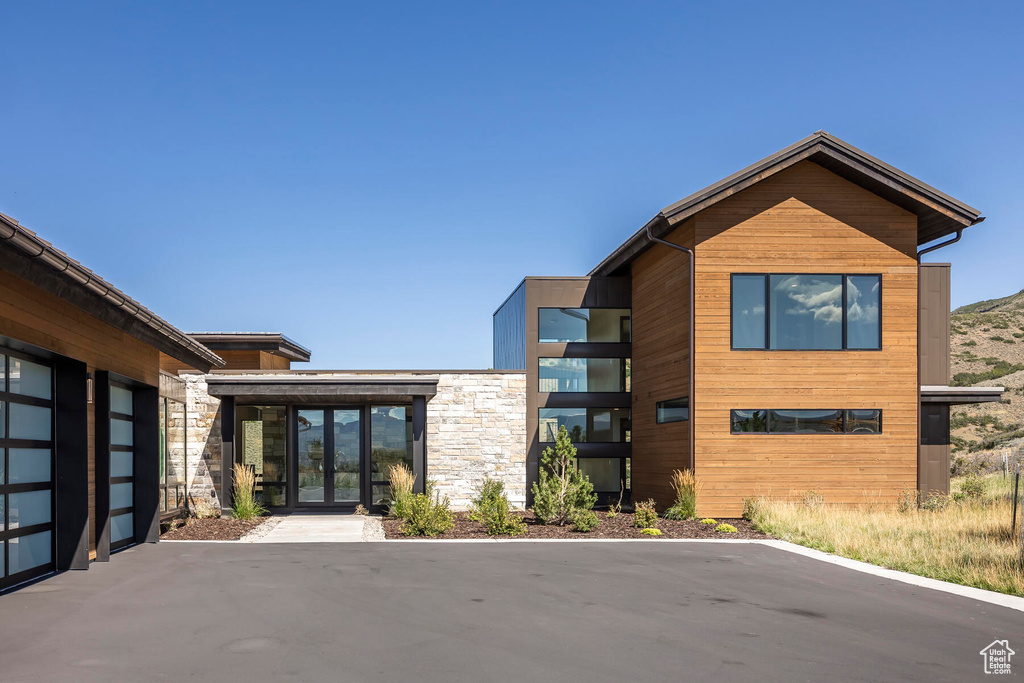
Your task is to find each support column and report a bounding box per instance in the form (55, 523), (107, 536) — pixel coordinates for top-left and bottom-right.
(412, 395), (426, 494)
(94, 372), (111, 562)
(54, 357), (89, 570)
(220, 395), (235, 516)
(134, 385), (160, 544)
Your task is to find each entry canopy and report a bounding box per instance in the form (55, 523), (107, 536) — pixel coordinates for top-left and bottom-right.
(206, 374), (439, 404)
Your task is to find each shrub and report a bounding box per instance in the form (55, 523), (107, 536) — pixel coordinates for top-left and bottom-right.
(353, 504), (369, 516)
(663, 468), (702, 520)
(801, 490), (825, 509)
(700, 518), (717, 525)
(919, 493), (952, 512)
(469, 478), (526, 536)
(231, 463), (266, 520)
(531, 426), (597, 525)
(388, 464), (416, 518)
(962, 340), (978, 346)
(569, 508), (599, 532)
(959, 474), (987, 499)
(401, 491), (455, 536)
(742, 497), (765, 521)
(715, 523), (738, 533)
(633, 499), (659, 529)
(896, 488), (918, 513)
(641, 528), (662, 536)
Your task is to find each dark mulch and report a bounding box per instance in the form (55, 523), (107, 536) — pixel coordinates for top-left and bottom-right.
(160, 516), (267, 541)
(382, 510), (767, 540)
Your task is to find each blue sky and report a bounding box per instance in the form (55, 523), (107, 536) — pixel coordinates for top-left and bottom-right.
(1, 2), (1022, 369)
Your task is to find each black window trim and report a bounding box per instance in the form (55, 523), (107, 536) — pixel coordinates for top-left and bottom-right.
(537, 307), (633, 344)
(730, 409), (883, 435)
(655, 396), (690, 424)
(538, 407), (632, 443)
(730, 273), (883, 351)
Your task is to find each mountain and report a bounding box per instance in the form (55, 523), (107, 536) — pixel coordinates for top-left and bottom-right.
(949, 288), (1024, 471)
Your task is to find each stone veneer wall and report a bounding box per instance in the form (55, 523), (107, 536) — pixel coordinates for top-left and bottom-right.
(175, 371), (527, 512)
(182, 373), (224, 511)
(429, 373), (527, 509)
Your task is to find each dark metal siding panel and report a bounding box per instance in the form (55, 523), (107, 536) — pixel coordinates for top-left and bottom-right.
(919, 264), (951, 386)
(523, 277), (632, 503)
(54, 357), (89, 570)
(919, 404), (950, 494)
(493, 282), (526, 370)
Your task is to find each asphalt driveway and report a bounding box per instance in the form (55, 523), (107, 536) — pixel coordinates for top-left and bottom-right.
(1, 541), (1019, 682)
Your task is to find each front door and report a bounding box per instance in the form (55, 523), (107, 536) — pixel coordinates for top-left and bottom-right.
(296, 408), (361, 506)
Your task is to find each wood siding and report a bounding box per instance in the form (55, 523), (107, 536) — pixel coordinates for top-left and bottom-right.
(0, 270), (160, 555)
(629, 218), (692, 506)
(689, 161), (919, 516)
(160, 349), (291, 373)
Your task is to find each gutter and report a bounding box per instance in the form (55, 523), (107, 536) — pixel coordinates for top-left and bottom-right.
(644, 220), (697, 471)
(0, 213), (224, 370)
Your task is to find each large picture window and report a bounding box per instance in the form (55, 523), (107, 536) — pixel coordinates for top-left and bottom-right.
(539, 408), (630, 442)
(538, 358), (630, 392)
(370, 406), (413, 505)
(731, 274), (881, 350)
(539, 308), (631, 343)
(731, 409), (882, 434)
(237, 406), (288, 507)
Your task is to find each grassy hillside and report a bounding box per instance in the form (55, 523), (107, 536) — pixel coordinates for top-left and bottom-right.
(949, 288), (1024, 472)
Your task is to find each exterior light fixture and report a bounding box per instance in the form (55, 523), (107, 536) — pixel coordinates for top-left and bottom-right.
(86, 372), (94, 404)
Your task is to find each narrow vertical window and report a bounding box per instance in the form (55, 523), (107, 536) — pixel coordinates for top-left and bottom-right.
(731, 275), (767, 349)
(845, 275), (882, 350)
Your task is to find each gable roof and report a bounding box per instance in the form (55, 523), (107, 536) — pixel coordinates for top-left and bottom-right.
(590, 131), (984, 277)
(0, 211), (224, 372)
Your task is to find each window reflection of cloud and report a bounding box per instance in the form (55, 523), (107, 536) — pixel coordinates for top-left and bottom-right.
(776, 276), (842, 325)
(846, 279), (879, 323)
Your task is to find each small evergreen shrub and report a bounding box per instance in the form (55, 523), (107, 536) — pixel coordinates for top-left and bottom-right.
(388, 464), (416, 518)
(959, 474), (986, 499)
(641, 528), (662, 536)
(401, 491), (455, 536)
(531, 426), (597, 525)
(569, 508), (599, 532)
(715, 523), (738, 533)
(469, 478), (526, 536)
(231, 463), (266, 520)
(700, 518), (717, 525)
(633, 499), (658, 529)
(663, 468), (702, 520)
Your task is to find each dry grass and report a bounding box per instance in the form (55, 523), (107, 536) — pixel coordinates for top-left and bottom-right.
(747, 474), (1024, 596)
(231, 463), (266, 520)
(387, 463), (416, 516)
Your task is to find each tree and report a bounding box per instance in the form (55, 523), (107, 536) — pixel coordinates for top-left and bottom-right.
(531, 425), (596, 525)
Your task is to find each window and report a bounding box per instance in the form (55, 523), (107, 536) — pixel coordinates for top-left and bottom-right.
(656, 397), (689, 424)
(539, 358), (630, 392)
(731, 274), (882, 350)
(158, 398), (187, 514)
(237, 406), (288, 507)
(539, 308), (631, 343)
(539, 408), (630, 442)
(370, 406), (413, 505)
(1, 350), (55, 590)
(731, 409), (882, 434)
(109, 382), (135, 551)
(577, 458), (628, 494)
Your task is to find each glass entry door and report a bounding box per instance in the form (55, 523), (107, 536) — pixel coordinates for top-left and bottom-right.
(295, 408), (361, 506)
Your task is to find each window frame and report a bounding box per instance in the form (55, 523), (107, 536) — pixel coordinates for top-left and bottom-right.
(537, 307), (632, 344)
(655, 397), (689, 424)
(730, 273), (883, 351)
(729, 409), (883, 435)
(538, 407), (632, 443)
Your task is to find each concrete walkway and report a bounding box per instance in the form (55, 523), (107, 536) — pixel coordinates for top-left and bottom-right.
(254, 512), (365, 543)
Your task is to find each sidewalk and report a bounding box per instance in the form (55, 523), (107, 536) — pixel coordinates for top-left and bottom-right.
(254, 512), (366, 543)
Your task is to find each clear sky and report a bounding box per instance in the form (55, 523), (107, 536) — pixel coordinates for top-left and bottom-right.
(1, 2), (1022, 369)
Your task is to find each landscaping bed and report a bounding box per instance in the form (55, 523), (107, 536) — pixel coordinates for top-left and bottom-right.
(382, 510), (765, 539)
(160, 516), (269, 541)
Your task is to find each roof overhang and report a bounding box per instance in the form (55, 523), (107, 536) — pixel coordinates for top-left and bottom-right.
(590, 131), (984, 277)
(920, 385), (1005, 405)
(188, 333), (312, 363)
(0, 213), (224, 372)
(205, 374), (439, 404)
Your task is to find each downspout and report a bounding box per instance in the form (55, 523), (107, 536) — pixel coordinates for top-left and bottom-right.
(645, 222), (697, 471)
(917, 229), (963, 257)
